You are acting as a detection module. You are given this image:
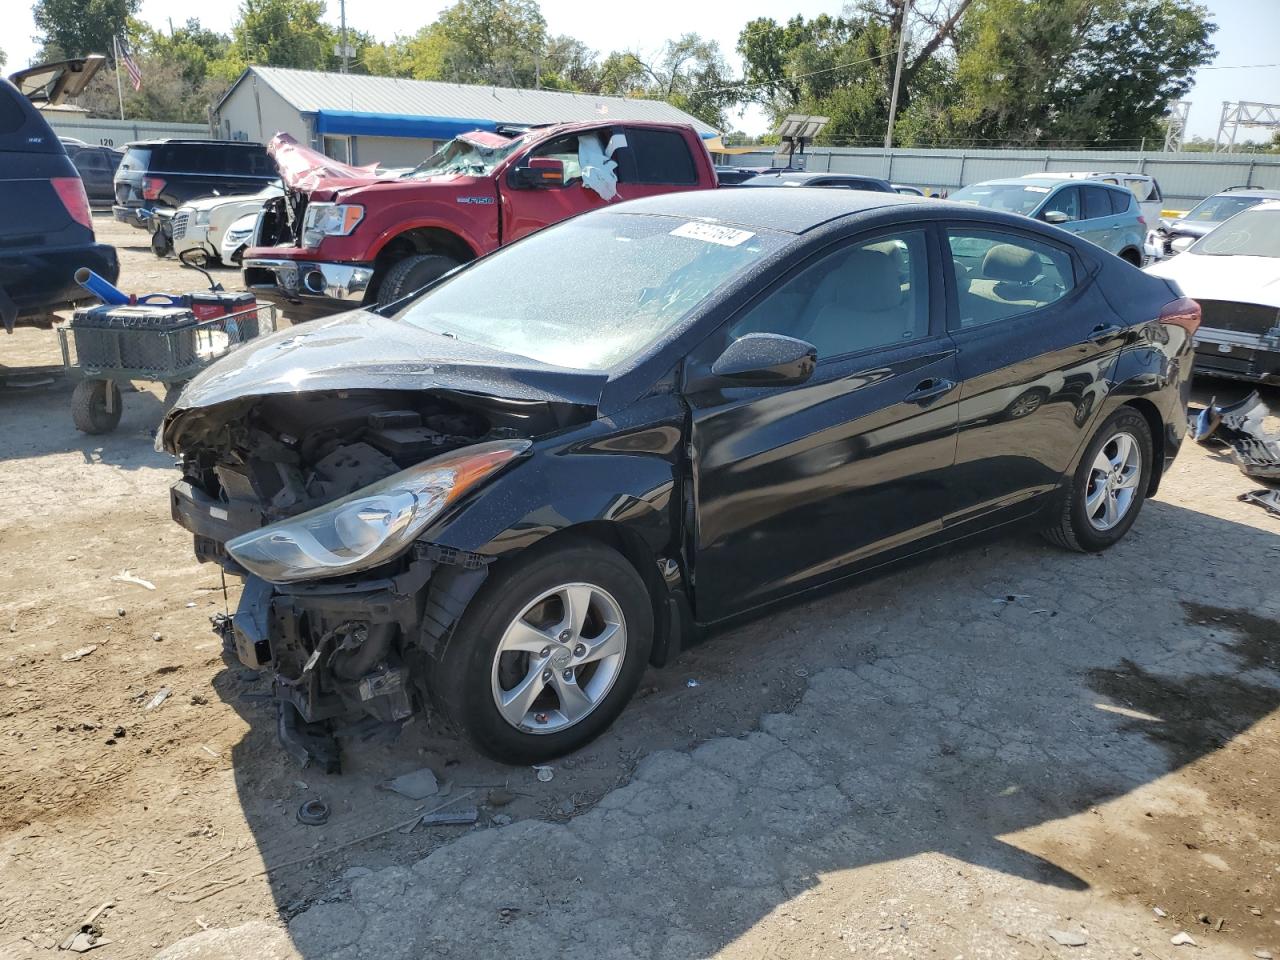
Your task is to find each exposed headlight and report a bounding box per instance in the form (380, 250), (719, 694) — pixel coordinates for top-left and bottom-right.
(194, 209), (211, 225)
(301, 202), (364, 249)
(226, 439), (528, 583)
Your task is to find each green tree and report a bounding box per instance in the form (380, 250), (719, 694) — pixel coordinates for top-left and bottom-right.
(232, 0), (334, 70)
(32, 0), (141, 59)
(599, 35), (736, 128)
(409, 0), (548, 87)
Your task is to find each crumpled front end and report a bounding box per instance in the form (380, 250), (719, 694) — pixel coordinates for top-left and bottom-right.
(165, 385), (578, 770)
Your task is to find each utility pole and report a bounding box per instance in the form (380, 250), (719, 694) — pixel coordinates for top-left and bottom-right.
(339, 0), (349, 74)
(884, 0), (911, 151)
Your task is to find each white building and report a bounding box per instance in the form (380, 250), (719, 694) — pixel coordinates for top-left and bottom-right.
(213, 66), (719, 168)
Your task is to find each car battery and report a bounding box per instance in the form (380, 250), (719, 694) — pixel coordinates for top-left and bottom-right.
(70, 303), (200, 374)
(187, 291), (260, 339)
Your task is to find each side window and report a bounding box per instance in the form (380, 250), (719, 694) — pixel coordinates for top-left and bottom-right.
(76, 151), (106, 171)
(947, 228), (1075, 329)
(528, 133), (588, 182)
(1081, 186), (1112, 220)
(1041, 186), (1080, 222)
(1109, 189), (1132, 215)
(615, 128), (697, 185)
(729, 229), (931, 360)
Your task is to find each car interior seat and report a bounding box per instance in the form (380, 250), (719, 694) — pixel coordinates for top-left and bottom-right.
(962, 243), (1059, 326)
(801, 247), (923, 355)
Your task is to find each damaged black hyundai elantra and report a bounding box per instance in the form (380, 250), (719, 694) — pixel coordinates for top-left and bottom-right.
(161, 188), (1200, 767)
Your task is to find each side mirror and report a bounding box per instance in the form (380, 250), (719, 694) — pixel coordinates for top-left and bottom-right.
(1170, 236), (1195, 254)
(711, 333), (816, 386)
(511, 157), (566, 189)
(1042, 210), (1071, 225)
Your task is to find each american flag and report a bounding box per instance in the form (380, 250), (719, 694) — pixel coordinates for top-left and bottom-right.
(118, 35), (142, 91)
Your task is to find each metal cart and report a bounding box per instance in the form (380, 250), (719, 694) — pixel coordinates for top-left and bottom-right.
(57, 301), (277, 434)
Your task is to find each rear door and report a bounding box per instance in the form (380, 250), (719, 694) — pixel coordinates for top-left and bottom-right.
(943, 223), (1125, 523)
(71, 147), (113, 202)
(1078, 185), (1118, 250)
(685, 223), (960, 621)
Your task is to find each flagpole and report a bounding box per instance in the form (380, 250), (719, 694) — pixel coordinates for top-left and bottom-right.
(113, 35), (125, 120)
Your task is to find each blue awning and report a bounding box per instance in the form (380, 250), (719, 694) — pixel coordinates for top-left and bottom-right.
(311, 110), (498, 140)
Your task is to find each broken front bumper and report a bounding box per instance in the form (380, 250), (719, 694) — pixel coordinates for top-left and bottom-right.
(242, 257), (373, 309)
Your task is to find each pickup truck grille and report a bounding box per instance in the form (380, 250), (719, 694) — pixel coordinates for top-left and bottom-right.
(1198, 299), (1280, 336)
(171, 212), (189, 241)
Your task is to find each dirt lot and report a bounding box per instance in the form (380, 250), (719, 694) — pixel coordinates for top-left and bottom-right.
(1, 213), (1279, 959)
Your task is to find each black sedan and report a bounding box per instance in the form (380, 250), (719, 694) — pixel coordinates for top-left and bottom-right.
(161, 189), (1199, 767)
(737, 170), (896, 192)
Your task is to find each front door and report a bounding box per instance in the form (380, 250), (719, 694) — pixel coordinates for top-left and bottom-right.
(943, 223), (1128, 524)
(500, 125), (702, 243)
(685, 225), (961, 622)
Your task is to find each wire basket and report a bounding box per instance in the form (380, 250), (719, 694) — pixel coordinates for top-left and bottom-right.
(59, 302), (277, 383)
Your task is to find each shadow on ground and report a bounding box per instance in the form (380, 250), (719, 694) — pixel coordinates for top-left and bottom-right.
(156, 491), (1280, 959)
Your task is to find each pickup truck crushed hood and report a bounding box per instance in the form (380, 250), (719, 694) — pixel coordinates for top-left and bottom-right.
(159, 308), (608, 453)
(269, 133), (387, 192)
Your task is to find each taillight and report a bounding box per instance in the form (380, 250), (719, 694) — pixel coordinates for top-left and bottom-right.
(1160, 296), (1201, 335)
(142, 176), (166, 200)
(51, 177), (93, 231)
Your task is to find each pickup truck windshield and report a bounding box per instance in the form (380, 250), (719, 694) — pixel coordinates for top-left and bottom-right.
(396, 213), (784, 370)
(405, 136), (523, 179)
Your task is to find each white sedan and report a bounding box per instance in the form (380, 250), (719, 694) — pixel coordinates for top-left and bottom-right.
(1145, 199), (1280, 385)
(171, 184), (283, 266)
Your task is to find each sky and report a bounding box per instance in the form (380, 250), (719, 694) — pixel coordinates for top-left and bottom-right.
(3, 0), (1278, 141)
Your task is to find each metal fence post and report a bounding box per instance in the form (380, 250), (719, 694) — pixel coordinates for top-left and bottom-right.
(1247, 158), (1256, 187)
(958, 152), (967, 189)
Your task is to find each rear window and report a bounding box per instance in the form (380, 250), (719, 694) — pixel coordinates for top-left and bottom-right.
(119, 146), (151, 173)
(615, 128), (697, 185)
(1109, 189), (1132, 215)
(0, 82), (59, 152)
(150, 143), (271, 175)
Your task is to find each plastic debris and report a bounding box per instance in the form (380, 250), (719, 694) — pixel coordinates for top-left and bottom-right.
(491, 813), (513, 826)
(1048, 929), (1088, 947)
(686, 679), (700, 688)
(1240, 489), (1280, 517)
(61, 645), (98, 662)
(381, 767), (439, 800)
(1154, 907), (1168, 918)
(1170, 932), (1197, 947)
(488, 788), (515, 807)
(144, 687), (172, 711)
(533, 765), (554, 783)
(111, 570), (156, 590)
(420, 805), (478, 826)
(297, 798), (330, 825)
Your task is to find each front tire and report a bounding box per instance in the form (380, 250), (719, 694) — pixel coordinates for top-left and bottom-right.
(375, 254), (461, 307)
(428, 538), (653, 764)
(1043, 408), (1152, 552)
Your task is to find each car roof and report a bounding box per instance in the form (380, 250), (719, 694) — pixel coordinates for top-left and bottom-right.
(610, 187), (934, 234)
(752, 171), (884, 183)
(124, 138), (266, 148)
(980, 176), (1127, 192)
(1209, 188), (1280, 200)
(1024, 171), (1153, 182)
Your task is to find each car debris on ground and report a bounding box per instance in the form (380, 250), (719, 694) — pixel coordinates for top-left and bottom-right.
(1190, 393), (1280, 512)
(380, 767), (439, 800)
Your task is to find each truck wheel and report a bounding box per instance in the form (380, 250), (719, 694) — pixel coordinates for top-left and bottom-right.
(151, 229), (171, 258)
(428, 538), (653, 764)
(72, 379), (123, 434)
(376, 254), (460, 306)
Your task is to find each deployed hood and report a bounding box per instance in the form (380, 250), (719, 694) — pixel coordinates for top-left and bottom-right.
(269, 133), (385, 192)
(1147, 252), (1280, 309)
(160, 308), (607, 452)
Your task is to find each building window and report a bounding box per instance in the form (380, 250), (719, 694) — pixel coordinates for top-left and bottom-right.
(323, 136), (351, 164)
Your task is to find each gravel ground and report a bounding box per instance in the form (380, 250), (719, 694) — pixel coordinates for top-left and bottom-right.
(1, 214), (1278, 960)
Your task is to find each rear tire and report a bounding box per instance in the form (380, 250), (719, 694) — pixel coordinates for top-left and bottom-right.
(150, 229), (171, 258)
(1043, 408), (1152, 552)
(428, 538), (653, 764)
(1119, 248), (1142, 267)
(72, 379), (123, 434)
(375, 254), (460, 307)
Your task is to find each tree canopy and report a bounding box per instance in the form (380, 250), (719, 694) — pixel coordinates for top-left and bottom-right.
(30, 0), (1219, 149)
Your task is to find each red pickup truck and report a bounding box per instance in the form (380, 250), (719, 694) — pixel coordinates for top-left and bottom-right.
(243, 120), (718, 316)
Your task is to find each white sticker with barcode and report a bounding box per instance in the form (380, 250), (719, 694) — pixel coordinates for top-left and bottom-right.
(670, 221), (755, 247)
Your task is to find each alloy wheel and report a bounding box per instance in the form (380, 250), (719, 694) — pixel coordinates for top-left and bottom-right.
(490, 582), (628, 734)
(1085, 431), (1142, 531)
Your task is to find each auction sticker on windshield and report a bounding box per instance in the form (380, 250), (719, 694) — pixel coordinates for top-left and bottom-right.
(670, 221), (755, 247)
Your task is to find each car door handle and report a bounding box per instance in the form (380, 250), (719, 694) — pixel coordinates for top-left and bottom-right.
(905, 377), (956, 405)
(1087, 324), (1125, 345)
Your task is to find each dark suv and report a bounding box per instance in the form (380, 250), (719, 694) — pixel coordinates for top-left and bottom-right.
(113, 139), (275, 230)
(0, 58), (119, 332)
